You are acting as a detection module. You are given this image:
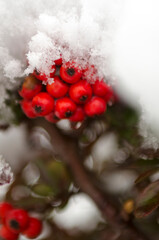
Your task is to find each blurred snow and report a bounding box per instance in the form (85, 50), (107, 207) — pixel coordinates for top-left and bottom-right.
(101, 170), (137, 194)
(91, 133), (118, 170)
(138, 115), (159, 149)
(150, 172), (159, 183)
(0, 125), (32, 171)
(52, 193), (103, 233)
(56, 119), (72, 131)
(111, 0), (159, 143)
(22, 163), (40, 186)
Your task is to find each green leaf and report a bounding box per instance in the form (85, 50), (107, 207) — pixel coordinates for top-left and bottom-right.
(5, 89), (25, 125)
(35, 159), (71, 196)
(32, 183), (53, 197)
(105, 103), (141, 146)
(136, 158), (159, 167)
(135, 180), (159, 218)
(135, 168), (159, 184)
(47, 161), (71, 190)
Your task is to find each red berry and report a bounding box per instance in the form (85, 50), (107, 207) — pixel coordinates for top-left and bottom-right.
(84, 96), (106, 117)
(0, 202), (13, 224)
(54, 58), (62, 66)
(6, 209), (29, 233)
(55, 97), (77, 119)
(22, 217), (42, 239)
(33, 65), (56, 82)
(60, 61), (82, 84)
(103, 87), (114, 103)
(70, 106), (85, 122)
(0, 225), (18, 240)
(45, 112), (59, 123)
(69, 80), (92, 104)
(46, 76), (68, 98)
(20, 100), (37, 118)
(32, 92), (54, 116)
(19, 74), (42, 100)
(93, 80), (113, 102)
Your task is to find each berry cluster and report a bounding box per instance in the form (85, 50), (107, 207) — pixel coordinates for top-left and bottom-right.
(0, 202), (42, 240)
(19, 59), (114, 123)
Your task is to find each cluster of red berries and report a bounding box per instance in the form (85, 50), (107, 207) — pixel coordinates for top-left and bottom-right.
(19, 59), (114, 123)
(0, 202), (42, 240)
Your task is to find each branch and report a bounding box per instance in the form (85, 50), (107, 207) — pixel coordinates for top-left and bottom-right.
(33, 119), (151, 240)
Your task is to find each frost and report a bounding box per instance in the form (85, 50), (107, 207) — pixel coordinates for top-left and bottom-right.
(0, 155), (14, 185)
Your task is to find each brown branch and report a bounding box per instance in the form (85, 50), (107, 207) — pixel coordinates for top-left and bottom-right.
(0, 124), (9, 130)
(32, 119), (151, 240)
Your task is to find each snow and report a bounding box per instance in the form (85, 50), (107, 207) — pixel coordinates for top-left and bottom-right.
(0, 125), (33, 171)
(52, 193), (103, 233)
(0, 0), (123, 94)
(25, 0), (123, 80)
(0, 0), (124, 123)
(111, 0), (159, 143)
(0, 0), (159, 146)
(1, 1), (159, 233)
(0, 155), (13, 186)
(139, 115), (159, 150)
(4, 59), (23, 80)
(101, 170), (137, 194)
(91, 133), (118, 170)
